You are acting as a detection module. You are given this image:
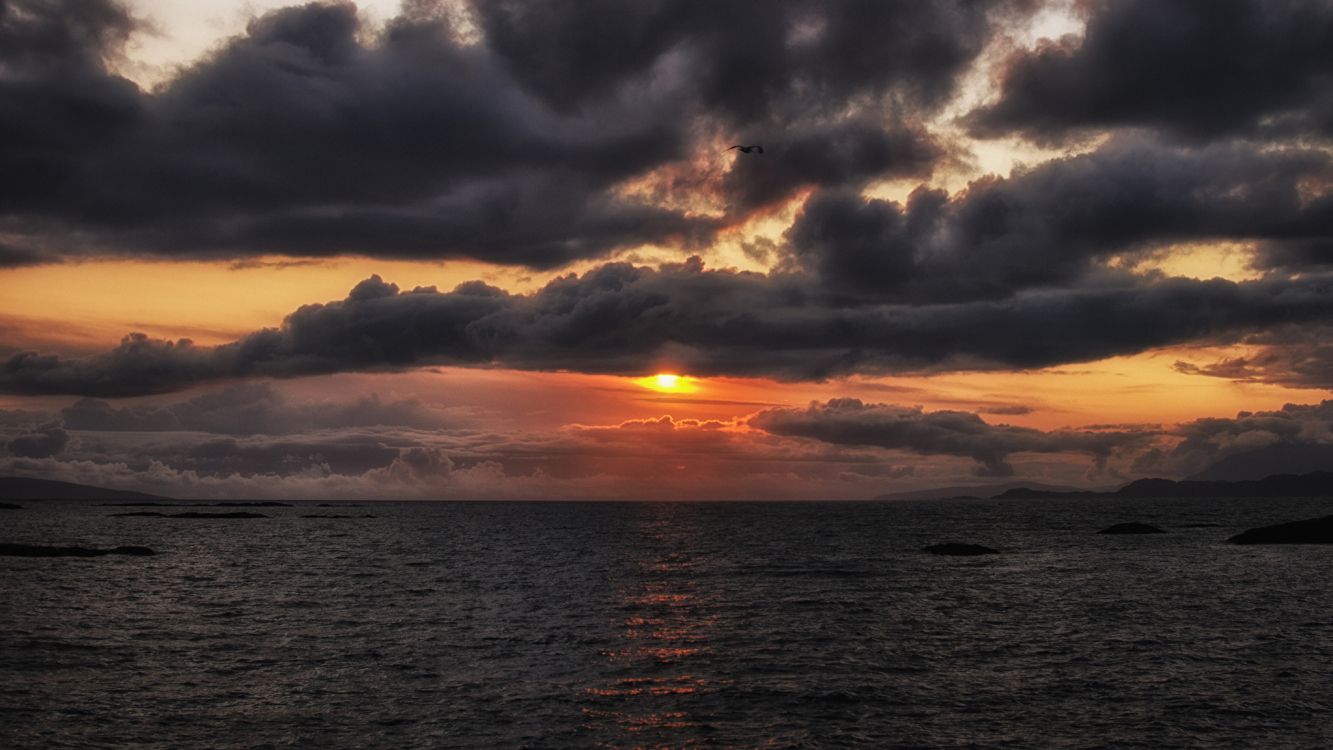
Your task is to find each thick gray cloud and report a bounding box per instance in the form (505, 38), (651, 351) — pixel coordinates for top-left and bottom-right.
(5, 263), (1332, 396)
(750, 398), (1152, 476)
(61, 382), (446, 434)
(0, 0), (1036, 267)
(7, 423), (69, 458)
(787, 139), (1333, 302)
(1149, 401), (1333, 478)
(722, 118), (941, 211)
(0, 0), (713, 267)
(1174, 325), (1333, 391)
(475, 0), (1026, 122)
(967, 0), (1333, 143)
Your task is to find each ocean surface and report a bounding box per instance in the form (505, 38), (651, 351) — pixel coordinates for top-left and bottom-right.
(3, 496), (1332, 749)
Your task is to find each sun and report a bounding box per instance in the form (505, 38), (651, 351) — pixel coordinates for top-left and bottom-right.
(635, 373), (698, 393)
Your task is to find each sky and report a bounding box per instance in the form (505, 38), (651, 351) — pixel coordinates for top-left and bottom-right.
(1, 0), (1331, 500)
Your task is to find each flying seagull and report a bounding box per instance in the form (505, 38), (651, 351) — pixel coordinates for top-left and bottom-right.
(726, 145), (764, 154)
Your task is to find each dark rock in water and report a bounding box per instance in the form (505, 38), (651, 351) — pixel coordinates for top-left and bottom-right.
(1097, 522), (1166, 535)
(110, 511), (268, 519)
(99, 502), (180, 507)
(0, 543), (156, 557)
(171, 511), (269, 519)
(108, 545), (156, 556)
(1228, 515), (1333, 545)
(101, 501), (292, 507)
(0, 502), (22, 510)
(214, 502), (292, 507)
(923, 543), (999, 556)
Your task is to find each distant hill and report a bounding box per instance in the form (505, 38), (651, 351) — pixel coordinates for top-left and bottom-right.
(0, 477), (170, 501)
(875, 481), (1093, 501)
(996, 472), (1333, 500)
(1188, 443), (1333, 482)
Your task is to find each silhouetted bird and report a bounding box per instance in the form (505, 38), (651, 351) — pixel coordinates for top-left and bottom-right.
(726, 145), (764, 154)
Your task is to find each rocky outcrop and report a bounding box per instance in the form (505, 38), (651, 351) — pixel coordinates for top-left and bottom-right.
(0, 543), (156, 557)
(100, 501), (292, 507)
(0, 502), (22, 510)
(1228, 515), (1333, 545)
(1097, 522), (1166, 534)
(923, 543), (999, 556)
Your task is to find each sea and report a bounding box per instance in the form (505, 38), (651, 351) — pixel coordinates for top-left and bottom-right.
(3, 496), (1332, 749)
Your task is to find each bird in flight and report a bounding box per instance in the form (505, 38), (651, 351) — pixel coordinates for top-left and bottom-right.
(726, 145), (764, 154)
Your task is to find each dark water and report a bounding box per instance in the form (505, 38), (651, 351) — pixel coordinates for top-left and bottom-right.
(3, 497), (1333, 749)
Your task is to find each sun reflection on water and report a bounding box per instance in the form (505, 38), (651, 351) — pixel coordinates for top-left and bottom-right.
(578, 505), (730, 745)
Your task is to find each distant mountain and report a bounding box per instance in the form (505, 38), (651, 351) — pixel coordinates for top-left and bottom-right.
(875, 481), (1093, 501)
(0, 477), (170, 501)
(996, 472), (1333, 500)
(1188, 443), (1333, 482)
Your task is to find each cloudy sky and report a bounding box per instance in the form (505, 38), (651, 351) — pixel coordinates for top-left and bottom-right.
(1, 0), (1331, 499)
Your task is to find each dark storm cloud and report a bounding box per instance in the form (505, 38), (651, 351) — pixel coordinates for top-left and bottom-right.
(475, 0), (1026, 121)
(1174, 325), (1333, 390)
(0, 274), (509, 395)
(967, 0), (1333, 143)
(787, 139), (1333, 302)
(0, 0), (708, 267)
(476, 0), (1025, 211)
(0, 0), (143, 222)
(0, 0), (1035, 267)
(61, 382), (446, 434)
(5, 261), (1333, 396)
(722, 118), (941, 210)
(171, 437), (402, 477)
(1254, 238), (1333, 272)
(750, 398), (1152, 476)
(1147, 401), (1333, 478)
(6, 423), (70, 458)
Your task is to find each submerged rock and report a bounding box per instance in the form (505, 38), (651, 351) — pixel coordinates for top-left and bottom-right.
(1228, 515), (1333, 545)
(1097, 522), (1166, 535)
(923, 543), (999, 556)
(100, 501), (291, 507)
(110, 511), (269, 519)
(0, 543), (156, 557)
(0, 502), (22, 510)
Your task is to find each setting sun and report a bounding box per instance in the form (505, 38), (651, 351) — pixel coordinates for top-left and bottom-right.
(636, 373), (698, 393)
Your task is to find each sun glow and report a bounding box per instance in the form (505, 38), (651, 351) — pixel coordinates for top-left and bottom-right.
(636, 373), (698, 394)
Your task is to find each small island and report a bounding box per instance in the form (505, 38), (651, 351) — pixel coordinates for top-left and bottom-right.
(1228, 515), (1333, 545)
